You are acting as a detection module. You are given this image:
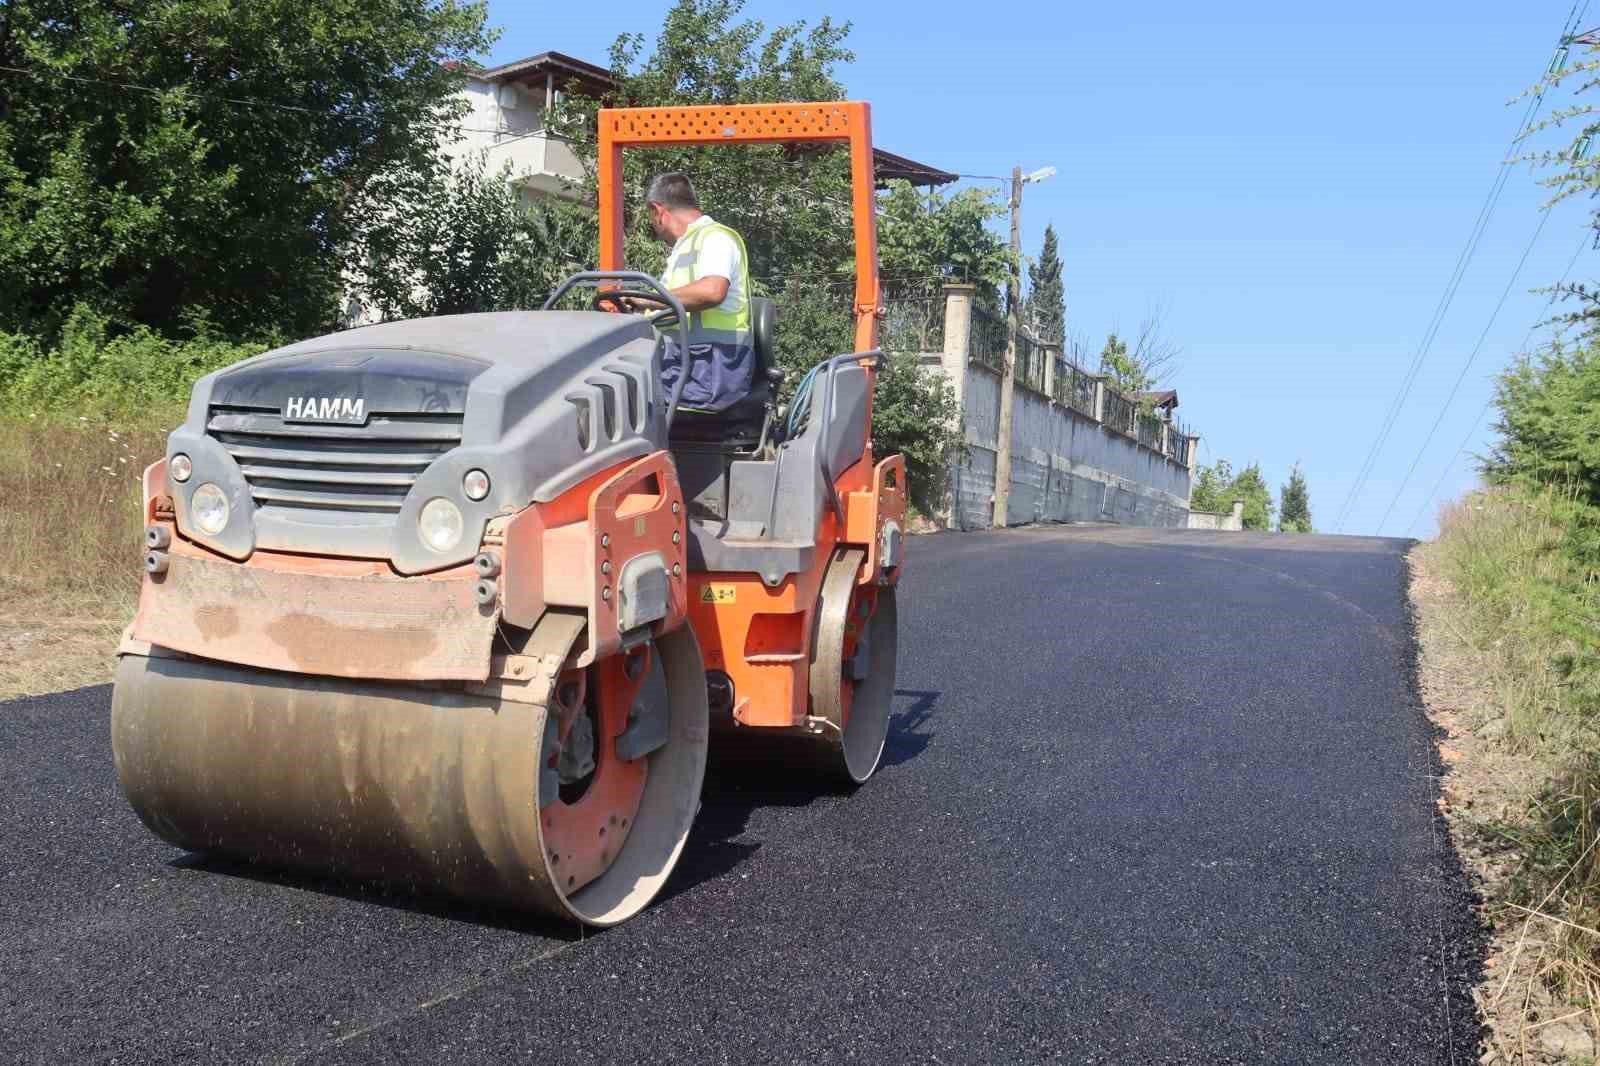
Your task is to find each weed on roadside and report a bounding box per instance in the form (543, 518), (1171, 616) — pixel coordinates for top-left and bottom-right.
(0, 416), (172, 697)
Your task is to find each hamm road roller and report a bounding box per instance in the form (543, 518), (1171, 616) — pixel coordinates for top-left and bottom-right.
(112, 102), (906, 926)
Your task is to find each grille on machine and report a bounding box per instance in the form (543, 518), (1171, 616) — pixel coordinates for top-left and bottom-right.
(206, 405), (464, 517)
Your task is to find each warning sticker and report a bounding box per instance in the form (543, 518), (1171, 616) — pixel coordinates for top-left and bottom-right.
(700, 585), (737, 604)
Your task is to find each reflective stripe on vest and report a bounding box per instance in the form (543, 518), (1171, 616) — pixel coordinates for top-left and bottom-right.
(662, 222), (751, 347)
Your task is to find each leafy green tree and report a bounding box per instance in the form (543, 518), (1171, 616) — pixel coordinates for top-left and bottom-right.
(1098, 309), (1180, 395)
(1190, 459), (1233, 513)
(351, 154), (592, 320)
(1099, 333), (1148, 392)
(557, 0), (856, 284)
(0, 0), (494, 339)
(1488, 336), (1600, 503)
(1189, 457), (1274, 529)
(1025, 224), (1065, 343)
(1279, 463), (1312, 532)
(871, 350), (964, 516)
(877, 180), (1010, 297)
(1231, 463), (1275, 530)
(876, 179), (1008, 354)
(558, 0), (977, 515)
(1521, 49), (1600, 331)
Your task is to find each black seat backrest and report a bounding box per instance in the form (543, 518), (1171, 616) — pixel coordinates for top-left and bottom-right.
(749, 296), (775, 376)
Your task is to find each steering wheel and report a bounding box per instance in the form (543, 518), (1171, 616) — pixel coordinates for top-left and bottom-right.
(591, 289), (680, 330)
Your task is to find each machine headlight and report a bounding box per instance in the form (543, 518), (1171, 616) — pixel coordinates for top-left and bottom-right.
(170, 453), (193, 483)
(419, 498), (464, 553)
(462, 469), (490, 501)
(191, 483), (229, 534)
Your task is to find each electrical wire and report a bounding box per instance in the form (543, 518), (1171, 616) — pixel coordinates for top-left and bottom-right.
(1402, 228), (1590, 535)
(1374, 203), (1556, 534)
(1332, 0), (1587, 533)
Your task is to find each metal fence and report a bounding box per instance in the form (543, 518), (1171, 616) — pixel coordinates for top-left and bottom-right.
(1100, 388), (1134, 436)
(1136, 412), (1164, 451)
(880, 282), (946, 354)
(1052, 361), (1098, 417)
(958, 299), (1196, 468)
(968, 303), (1009, 371)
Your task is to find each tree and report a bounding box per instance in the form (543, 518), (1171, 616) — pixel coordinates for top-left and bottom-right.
(1189, 457), (1274, 530)
(1488, 336), (1600, 503)
(1099, 333), (1142, 392)
(1520, 48), (1600, 332)
(870, 350), (964, 516)
(1025, 224), (1065, 343)
(0, 0), (494, 339)
(876, 179), (1009, 352)
(557, 0), (857, 285)
(559, 0), (985, 516)
(350, 154), (592, 320)
(1279, 463), (1313, 532)
(1097, 305), (1181, 394)
(1190, 459), (1234, 513)
(1231, 463), (1275, 530)
(877, 180), (1010, 298)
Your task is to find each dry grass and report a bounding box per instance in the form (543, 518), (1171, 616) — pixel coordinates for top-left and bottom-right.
(0, 416), (170, 700)
(1416, 487), (1600, 1063)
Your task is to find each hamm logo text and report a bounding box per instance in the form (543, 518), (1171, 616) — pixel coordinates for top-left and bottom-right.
(283, 397), (365, 423)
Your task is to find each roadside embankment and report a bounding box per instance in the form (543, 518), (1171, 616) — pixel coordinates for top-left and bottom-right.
(1413, 487), (1600, 1063)
(0, 418), (168, 699)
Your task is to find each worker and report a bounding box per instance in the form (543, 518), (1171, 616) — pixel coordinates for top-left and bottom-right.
(641, 172), (754, 413)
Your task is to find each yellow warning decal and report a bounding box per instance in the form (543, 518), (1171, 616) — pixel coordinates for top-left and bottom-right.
(700, 584), (737, 604)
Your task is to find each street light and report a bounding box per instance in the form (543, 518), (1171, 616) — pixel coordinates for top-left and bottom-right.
(992, 162), (1055, 529)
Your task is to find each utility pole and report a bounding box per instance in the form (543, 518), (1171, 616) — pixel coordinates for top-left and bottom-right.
(992, 167), (1024, 528)
(991, 164), (1055, 529)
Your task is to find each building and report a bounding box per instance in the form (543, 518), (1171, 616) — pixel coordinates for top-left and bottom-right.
(343, 51), (961, 325)
(451, 50), (958, 202)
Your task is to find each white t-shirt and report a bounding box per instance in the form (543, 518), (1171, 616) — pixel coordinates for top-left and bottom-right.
(664, 214), (745, 319)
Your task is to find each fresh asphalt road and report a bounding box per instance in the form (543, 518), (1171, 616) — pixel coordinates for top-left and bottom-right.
(0, 526), (1484, 1064)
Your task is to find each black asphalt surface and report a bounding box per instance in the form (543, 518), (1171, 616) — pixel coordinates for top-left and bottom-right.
(0, 526), (1485, 1064)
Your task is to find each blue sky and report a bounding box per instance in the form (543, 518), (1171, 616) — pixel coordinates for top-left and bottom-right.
(489, 1), (1593, 537)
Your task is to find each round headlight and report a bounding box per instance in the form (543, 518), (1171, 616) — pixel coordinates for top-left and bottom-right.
(419, 498), (464, 553)
(170, 453), (193, 483)
(191, 483), (229, 534)
(462, 469), (490, 501)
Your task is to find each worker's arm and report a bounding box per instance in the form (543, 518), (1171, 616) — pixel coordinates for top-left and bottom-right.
(668, 274), (729, 313)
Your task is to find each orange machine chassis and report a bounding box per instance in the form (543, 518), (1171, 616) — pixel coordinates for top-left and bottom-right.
(598, 102), (904, 732)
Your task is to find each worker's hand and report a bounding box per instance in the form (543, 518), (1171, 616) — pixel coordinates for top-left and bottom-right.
(594, 293), (643, 314)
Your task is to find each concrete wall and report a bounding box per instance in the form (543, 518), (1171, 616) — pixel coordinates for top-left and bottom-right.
(931, 284), (1196, 532)
(447, 77), (584, 200)
(1186, 501), (1244, 531)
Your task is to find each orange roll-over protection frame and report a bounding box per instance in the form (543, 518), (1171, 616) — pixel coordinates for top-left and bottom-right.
(595, 101), (881, 354)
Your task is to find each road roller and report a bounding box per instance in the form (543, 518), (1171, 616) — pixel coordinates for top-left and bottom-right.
(111, 102), (906, 926)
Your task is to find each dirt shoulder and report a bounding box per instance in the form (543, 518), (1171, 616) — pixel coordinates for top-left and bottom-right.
(0, 584), (132, 701)
(1410, 543), (1600, 1064)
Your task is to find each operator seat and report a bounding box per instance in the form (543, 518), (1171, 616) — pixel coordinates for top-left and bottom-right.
(669, 296), (781, 446)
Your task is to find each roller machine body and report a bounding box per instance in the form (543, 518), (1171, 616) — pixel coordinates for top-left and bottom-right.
(112, 102), (905, 925)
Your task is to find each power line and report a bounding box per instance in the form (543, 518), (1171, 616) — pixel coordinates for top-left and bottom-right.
(1332, 2), (1585, 533)
(1403, 228), (1590, 535)
(1374, 204), (1557, 533)
(1331, 88), (1540, 532)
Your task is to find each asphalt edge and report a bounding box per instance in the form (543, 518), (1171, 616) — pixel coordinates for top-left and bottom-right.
(1399, 547), (1493, 1061)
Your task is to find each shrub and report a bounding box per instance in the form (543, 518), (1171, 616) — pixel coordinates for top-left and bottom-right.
(0, 307), (267, 423)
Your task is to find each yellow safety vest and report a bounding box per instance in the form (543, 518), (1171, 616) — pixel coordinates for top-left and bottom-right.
(662, 220), (751, 348)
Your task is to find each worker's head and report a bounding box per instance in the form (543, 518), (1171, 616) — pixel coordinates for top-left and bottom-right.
(644, 172), (702, 242)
